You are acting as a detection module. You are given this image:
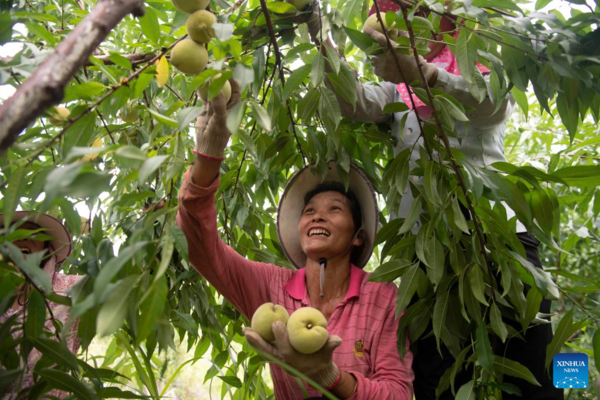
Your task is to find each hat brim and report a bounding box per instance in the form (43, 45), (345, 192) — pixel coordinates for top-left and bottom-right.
(0, 211), (72, 263)
(277, 162), (378, 269)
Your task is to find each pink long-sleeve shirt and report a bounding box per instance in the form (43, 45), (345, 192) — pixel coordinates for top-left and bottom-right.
(177, 170), (414, 399)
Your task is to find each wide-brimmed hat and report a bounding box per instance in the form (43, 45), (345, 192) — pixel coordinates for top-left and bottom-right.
(0, 211), (72, 263)
(277, 162), (378, 269)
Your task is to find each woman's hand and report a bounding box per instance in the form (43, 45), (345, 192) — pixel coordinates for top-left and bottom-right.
(365, 27), (437, 86)
(244, 320), (342, 388)
(194, 78), (241, 160)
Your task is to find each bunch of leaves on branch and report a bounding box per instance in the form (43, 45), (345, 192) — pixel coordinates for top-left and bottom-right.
(0, 0), (599, 398)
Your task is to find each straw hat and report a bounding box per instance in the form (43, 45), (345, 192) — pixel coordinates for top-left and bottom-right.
(277, 162), (378, 269)
(0, 211), (72, 263)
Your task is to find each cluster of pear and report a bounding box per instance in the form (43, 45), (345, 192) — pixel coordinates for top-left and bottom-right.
(171, 0), (232, 102)
(251, 303), (330, 354)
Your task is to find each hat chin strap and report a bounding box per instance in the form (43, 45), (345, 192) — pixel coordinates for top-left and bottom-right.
(308, 227), (363, 300)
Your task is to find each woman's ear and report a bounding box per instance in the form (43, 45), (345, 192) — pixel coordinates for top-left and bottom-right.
(352, 228), (365, 247)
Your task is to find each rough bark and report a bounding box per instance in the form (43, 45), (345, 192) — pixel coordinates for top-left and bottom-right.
(0, 0), (145, 154)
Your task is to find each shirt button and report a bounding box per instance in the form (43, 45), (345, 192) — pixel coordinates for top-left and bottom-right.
(472, 155), (479, 161)
(487, 156), (492, 162)
(493, 135), (498, 142)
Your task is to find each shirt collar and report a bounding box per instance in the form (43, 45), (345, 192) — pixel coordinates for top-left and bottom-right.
(285, 265), (365, 301)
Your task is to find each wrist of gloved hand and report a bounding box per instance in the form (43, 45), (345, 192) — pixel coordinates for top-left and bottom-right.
(194, 113), (230, 160)
(309, 362), (341, 389)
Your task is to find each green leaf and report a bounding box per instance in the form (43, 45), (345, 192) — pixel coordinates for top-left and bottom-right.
(218, 375), (242, 388)
(282, 64), (311, 100)
(311, 51), (325, 87)
(136, 275), (168, 346)
(0, 369), (22, 394)
(395, 263), (422, 317)
(553, 166), (600, 187)
(3, 243), (52, 293)
(490, 302), (508, 343)
(25, 290), (46, 338)
(62, 113), (97, 158)
(138, 7), (160, 44)
(521, 286), (543, 331)
(426, 238), (445, 287)
(146, 107), (178, 127)
(266, 1), (297, 12)
(469, 264), (488, 306)
(455, 380), (476, 400)
(318, 87), (341, 134)
(494, 356), (541, 386)
(30, 337), (81, 371)
(37, 368), (97, 400)
(344, 27), (379, 53)
(476, 324), (494, 373)
(94, 242), (147, 301)
(433, 290), (451, 353)
(2, 166), (25, 231)
(451, 197), (470, 233)
(593, 330), (600, 374)
(556, 92), (579, 142)
(411, 16), (434, 32)
(325, 63), (357, 111)
(383, 102), (410, 114)
(96, 275), (137, 337)
(544, 309), (586, 369)
(456, 29), (477, 86)
(250, 102), (272, 132)
(138, 155), (168, 185)
(324, 46), (340, 74)
(298, 88), (320, 122)
(97, 387), (146, 399)
(398, 195), (422, 235)
(511, 86), (528, 117)
(368, 259), (413, 282)
(177, 107), (203, 131)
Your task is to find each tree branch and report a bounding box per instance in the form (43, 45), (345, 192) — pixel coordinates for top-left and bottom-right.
(0, 0), (145, 155)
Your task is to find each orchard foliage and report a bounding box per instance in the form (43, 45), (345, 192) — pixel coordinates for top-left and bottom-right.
(0, 0), (599, 398)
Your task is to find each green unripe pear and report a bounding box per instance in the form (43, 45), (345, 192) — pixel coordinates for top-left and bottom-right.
(251, 303), (290, 342)
(172, 0), (209, 14)
(363, 13), (398, 39)
(199, 77), (232, 103)
(170, 39), (209, 75)
(186, 10), (217, 44)
(287, 307), (329, 354)
(49, 107), (70, 126)
(120, 101), (139, 123)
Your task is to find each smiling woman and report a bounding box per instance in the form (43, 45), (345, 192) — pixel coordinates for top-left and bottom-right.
(177, 86), (414, 399)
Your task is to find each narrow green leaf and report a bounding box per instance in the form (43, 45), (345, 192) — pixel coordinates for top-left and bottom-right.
(556, 92), (579, 143)
(311, 51), (325, 87)
(136, 276), (168, 346)
(37, 369), (97, 400)
(494, 356), (541, 386)
(219, 375), (242, 388)
(545, 309), (586, 369)
(426, 238), (445, 287)
(383, 102), (410, 114)
(476, 324), (494, 373)
(0, 369), (22, 393)
(138, 155), (168, 185)
(96, 275), (137, 337)
(469, 264), (489, 306)
(62, 113), (97, 158)
(138, 7), (160, 44)
(324, 46), (340, 74)
(368, 259), (413, 283)
(298, 88), (320, 122)
(2, 167), (25, 231)
(94, 242), (146, 301)
(146, 107), (178, 127)
(25, 290), (46, 338)
(250, 102), (272, 132)
(395, 263), (422, 318)
(455, 380), (476, 400)
(398, 196), (422, 234)
(30, 337), (81, 371)
(456, 29), (477, 85)
(282, 64), (311, 100)
(3, 243), (52, 293)
(433, 290), (451, 353)
(490, 302), (508, 343)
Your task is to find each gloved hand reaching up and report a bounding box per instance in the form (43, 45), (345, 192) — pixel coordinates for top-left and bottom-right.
(194, 79), (241, 160)
(364, 27), (438, 86)
(244, 321), (343, 389)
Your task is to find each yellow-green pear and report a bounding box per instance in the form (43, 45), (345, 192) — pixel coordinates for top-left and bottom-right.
(363, 13), (398, 39)
(172, 0), (209, 14)
(287, 307), (329, 354)
(186, 10), (217, 44)
(199, 76), (232, 103)
(49, 107), (70, 126)
(170, 39), (209, 75)
(120, 101), (139, 123)
(251, 303), (290, 342)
